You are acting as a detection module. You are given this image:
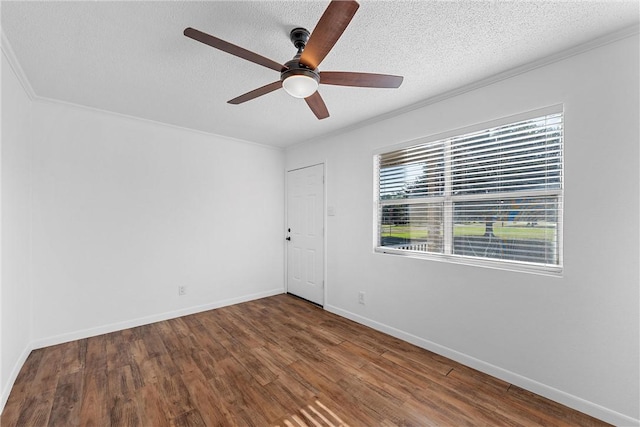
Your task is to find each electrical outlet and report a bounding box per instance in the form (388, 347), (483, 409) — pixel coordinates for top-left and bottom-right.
(178, 286), (187, 296)
(358, 291), (365, 305)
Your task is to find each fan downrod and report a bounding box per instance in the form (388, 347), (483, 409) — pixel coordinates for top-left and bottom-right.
(289, 28), (310, 53)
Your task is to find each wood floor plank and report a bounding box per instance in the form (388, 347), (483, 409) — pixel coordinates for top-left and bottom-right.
(108, 395), (141, 427)
(179, 372), (231, 426)
(447, 364), (511, 394)
(382, 346), (454, 377)
(58, 339), (87, 374)
(140, 324), (170, 359)
(32, 345), (65, 392)
(204, 359), (243, 408)
(262, 373), (318, 414)
(229, 376), (286, 423)
(288, 359), (387, 426)
(135, 385), (171, 427)
(321, 340), (378, 371)
(158, 374), (197, 420)
(172, 408), (207, 427)
(376, 350), (523, 425)
(4, 390), (55, 427)
(78, 369), (109, 426)
(84, 335), (108, 376)
(1, 294), (611, 427)
(47, 371), (83, 426)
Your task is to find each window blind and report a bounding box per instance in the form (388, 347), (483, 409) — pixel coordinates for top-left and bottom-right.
(376, 110), (563, 272)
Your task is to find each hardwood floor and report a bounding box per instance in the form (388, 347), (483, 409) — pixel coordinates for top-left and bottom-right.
(1, 294), (608, 426)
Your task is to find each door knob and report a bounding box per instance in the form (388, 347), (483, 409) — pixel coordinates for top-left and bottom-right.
(286, 236), (291, 241)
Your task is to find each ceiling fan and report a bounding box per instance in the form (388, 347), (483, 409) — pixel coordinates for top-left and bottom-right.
(184, 0), (403, 120)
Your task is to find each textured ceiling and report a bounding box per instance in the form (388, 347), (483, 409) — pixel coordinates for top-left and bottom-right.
(2, 1), (638, 147)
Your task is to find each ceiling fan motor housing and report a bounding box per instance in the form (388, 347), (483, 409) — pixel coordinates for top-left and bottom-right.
(281, 58), (319, 79)
(289, 27), (310, 52)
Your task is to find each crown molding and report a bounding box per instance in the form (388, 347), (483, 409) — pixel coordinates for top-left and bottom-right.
(33, 95), (284, 152)
(1, 30), (36, 100)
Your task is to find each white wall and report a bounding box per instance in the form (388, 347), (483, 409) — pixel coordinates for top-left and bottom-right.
(286, 34), (639, 425)
(1, 51), (33, 408)
(28, 101), (285, 345)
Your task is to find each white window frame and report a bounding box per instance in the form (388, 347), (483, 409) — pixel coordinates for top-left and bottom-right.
(373, 105), (564, 276)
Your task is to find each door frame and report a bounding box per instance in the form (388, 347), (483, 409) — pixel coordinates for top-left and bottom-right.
(284, 162), (327, 306)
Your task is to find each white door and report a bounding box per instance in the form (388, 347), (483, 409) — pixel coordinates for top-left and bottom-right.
(286, 164), (324, 305)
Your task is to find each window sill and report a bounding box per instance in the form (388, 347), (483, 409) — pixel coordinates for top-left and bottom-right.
(374, 247), (563, 277)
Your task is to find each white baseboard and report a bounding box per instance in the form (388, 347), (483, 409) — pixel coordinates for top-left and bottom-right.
(324, 304), (639, 427)
(0, 343), (34, 413)
(31, 288), (284, 350)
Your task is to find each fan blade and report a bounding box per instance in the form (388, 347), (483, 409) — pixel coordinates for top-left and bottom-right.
(228, 81), (283, 104)
(320, 71), (403, 88)
(299, 1), (359, 70)
(305, 91), (330, 120)
(184, 27), (285, 72)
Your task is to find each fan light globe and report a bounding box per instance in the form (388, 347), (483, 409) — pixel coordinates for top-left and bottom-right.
(282, 74), (319, 98)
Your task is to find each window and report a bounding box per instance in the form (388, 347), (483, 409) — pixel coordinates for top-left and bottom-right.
(375, 108), (563, 274)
